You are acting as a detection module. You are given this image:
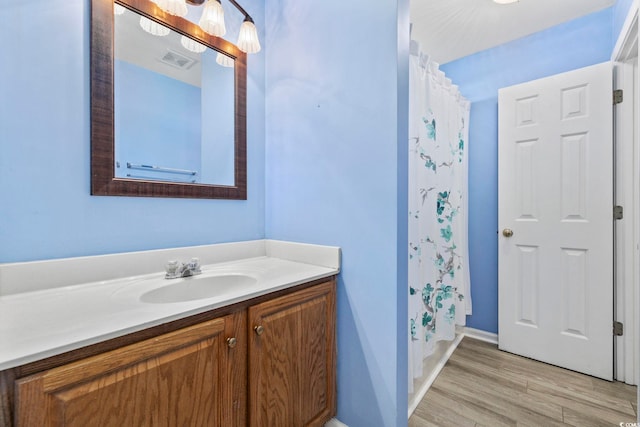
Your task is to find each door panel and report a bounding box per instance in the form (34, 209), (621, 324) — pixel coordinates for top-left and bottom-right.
(498, 62), (613, 380)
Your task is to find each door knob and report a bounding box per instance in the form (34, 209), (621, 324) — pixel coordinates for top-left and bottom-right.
(502, 228), (514, 237)
(254, 325), (264, 336)
(227, 337), (237, 348)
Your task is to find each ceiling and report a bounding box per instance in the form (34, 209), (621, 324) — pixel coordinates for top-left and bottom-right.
(410, 0), (616, 65)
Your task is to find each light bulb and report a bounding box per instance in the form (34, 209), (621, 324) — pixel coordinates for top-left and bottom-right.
(493, 0), (519, 3)
(199, 0), (226, 37)
(139, 16), (170, 36)
(114, 4), (126, 15)
(155, 0), (188, 17)
(181, 36), (207, 53)
(216, 52), (234, 67)
(237, 18), (260, 54)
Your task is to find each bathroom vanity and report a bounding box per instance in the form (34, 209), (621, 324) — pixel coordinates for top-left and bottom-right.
(0, 240), (339, 427)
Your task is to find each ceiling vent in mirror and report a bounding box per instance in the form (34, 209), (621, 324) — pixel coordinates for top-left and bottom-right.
(159, 49), (198, 70)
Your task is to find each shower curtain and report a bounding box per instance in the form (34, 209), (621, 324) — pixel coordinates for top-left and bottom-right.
(408, 42), (472, 392)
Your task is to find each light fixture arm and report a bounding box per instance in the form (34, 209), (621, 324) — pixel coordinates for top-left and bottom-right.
(226, 0), (253, 21)
(185, 0), (253, 21)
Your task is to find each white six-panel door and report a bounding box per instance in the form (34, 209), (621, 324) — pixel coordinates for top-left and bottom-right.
(498, 62), (613, 380)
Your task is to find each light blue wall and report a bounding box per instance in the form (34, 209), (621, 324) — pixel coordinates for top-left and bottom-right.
(440, 8), (615, 333)
(0, 0), (265, 263)
(264, 0), (409, 425)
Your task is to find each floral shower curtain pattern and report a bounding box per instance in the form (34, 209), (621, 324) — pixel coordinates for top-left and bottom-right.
(408, 43), (472, 391)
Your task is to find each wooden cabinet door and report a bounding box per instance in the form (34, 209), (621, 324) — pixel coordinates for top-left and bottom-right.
(15, 312), (247, 427)
(248, 280), (336, 427)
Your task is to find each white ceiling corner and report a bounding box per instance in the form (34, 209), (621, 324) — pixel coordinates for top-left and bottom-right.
(410, 0), (616, 64)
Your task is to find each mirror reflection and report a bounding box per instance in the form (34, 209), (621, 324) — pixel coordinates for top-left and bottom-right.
(113, 6), (235, 185)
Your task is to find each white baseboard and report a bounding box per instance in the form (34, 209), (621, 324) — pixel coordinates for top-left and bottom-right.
(408, 334), (464, 418)
(324, 418), (348, 427)
(463, 327), (498, 345)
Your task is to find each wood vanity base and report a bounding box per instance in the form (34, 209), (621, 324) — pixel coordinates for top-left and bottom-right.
(0, 277), (336, 427)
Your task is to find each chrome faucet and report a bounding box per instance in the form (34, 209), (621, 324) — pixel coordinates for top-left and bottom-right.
(165, 258), (202, 279)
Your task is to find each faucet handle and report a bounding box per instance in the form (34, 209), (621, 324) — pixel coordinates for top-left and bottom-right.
(188, 257), (201, 273)
(165, 260), (181, 276)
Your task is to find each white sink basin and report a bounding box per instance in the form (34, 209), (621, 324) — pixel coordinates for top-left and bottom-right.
(138, 274), (258, 304)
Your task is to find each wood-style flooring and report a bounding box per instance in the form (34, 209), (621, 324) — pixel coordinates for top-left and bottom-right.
(409, 337), (638, 427)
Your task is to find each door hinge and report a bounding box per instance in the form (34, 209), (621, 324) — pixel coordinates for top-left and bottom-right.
(614, 89), (624, 105)
(614, 205), (624, 220)
(614, 321), (624, 336)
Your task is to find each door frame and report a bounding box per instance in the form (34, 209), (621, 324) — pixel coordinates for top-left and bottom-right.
(611, 0), (640, 401)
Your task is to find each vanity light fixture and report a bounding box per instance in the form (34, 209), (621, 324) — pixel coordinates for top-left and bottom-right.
(152, 0), (261, 54)
(236, 15), (260, 54)
(199, 0), (226, 37)
(493, 0), (519, 4)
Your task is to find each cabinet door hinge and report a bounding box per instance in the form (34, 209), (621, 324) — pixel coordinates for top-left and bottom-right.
(614, 205), (624, 220)
(614, 321), (624, 336)
(614, 89), (624, 105)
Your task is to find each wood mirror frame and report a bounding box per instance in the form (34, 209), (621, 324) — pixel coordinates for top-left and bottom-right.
(91, 0), (247, 199)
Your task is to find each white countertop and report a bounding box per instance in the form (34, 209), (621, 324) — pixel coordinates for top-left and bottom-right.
(0, 240), (340, 371)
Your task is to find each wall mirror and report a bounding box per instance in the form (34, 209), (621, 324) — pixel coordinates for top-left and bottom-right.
(91, 0), (247, 199)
